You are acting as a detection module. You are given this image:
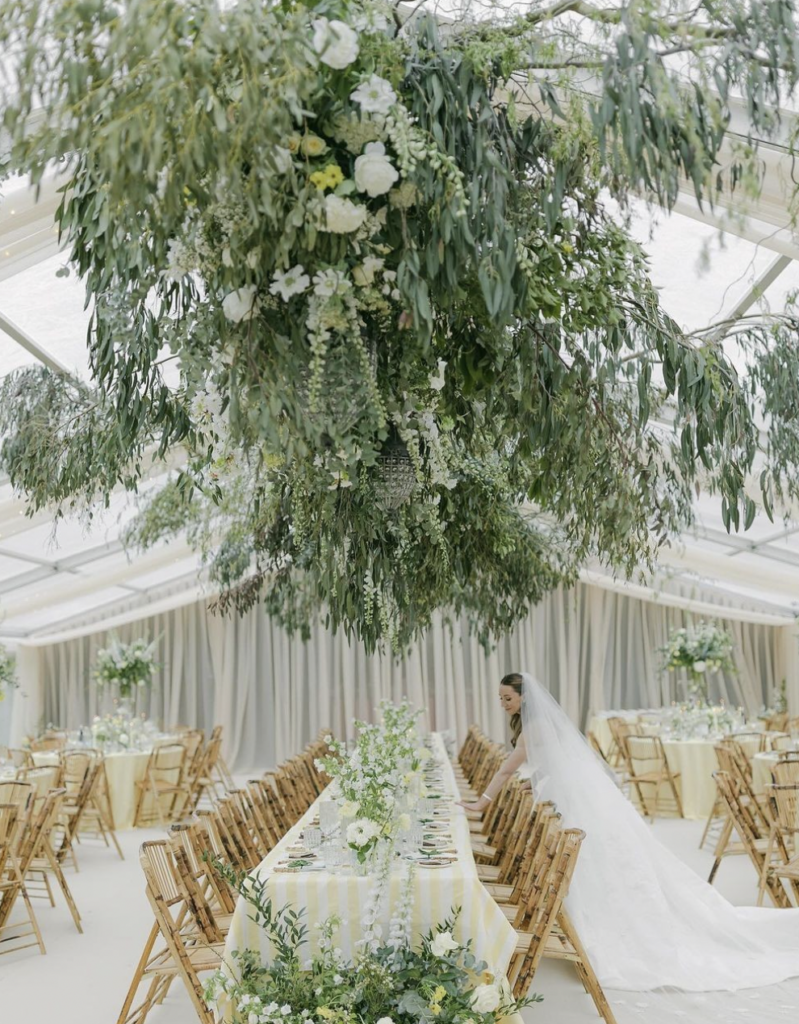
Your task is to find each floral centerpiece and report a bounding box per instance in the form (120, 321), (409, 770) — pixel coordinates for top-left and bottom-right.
(317, 700), (427, 863)
(660, 623), (735, 704)
(91, 711), (142, 750)
(94, 636), (158, 701)
(205, 866), (540, 1024)
(0, 643), (18, 702)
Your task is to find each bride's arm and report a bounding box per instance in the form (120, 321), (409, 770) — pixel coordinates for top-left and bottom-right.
(458, 735), (528, 812)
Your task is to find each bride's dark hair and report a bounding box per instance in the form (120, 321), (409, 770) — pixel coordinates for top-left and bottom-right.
(501, 672), (524, 747)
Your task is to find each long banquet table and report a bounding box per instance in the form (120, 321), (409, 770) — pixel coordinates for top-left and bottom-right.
(221, 734), (517, 997)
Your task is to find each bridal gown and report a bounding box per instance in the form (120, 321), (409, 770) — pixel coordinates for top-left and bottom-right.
(518, 673), (799, 1023)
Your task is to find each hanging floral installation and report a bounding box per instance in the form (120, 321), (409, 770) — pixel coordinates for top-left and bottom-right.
(3, 0), (799, 651)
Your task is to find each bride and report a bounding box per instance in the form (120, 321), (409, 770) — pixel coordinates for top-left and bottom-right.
(460, 672), (799, 1015)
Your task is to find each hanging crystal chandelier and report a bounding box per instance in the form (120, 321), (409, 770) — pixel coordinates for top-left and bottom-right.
(376, 435), (416, 509)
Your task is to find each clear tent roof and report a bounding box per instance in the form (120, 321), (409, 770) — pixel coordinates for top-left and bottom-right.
(1, 163), (798, 640)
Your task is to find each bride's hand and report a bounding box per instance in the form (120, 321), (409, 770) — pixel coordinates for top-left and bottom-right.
(457, 796), (490, 812)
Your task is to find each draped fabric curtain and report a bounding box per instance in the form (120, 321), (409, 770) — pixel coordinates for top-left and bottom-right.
(14, 582), (790, 772)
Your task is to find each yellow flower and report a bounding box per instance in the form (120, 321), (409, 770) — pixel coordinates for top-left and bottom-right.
(287, 133), (302, 154)
(301, 133), (328, 158)
(309, 163), (345, 191)
(433, 986), (447, 1002)
(429, 1004), (441, 1016)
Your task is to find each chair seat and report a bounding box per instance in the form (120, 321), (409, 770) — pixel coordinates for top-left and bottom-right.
(477, 865), (502, 881)
(143, 941), (225, 977)
(630, 770), (681, 784)
(483, 882), (514, 899)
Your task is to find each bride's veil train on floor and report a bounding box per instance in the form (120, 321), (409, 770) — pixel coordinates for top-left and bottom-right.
(519, 673), (799, 1023)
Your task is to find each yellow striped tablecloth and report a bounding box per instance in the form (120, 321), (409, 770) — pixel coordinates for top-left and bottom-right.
(222, 733), (516, 985)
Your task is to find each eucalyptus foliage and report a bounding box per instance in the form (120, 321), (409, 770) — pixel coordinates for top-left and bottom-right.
(2, 0), (799, 651)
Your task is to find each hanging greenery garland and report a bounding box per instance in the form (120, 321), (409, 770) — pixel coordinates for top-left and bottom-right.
(2, 0), (799, 651)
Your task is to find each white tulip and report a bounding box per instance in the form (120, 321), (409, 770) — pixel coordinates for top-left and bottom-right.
(222, 286), (260, 323)
(312, 18), (359, 69)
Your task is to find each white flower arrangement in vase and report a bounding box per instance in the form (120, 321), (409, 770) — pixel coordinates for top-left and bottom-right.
(660, 622), (735, 705)
(94, 635), (158, 702)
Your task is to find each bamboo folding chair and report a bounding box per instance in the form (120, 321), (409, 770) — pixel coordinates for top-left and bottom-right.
(57, 751), (99, 870)
(714, 770), (792, 908)
(246, 780), (286, 850)
(75, 752), (124, 860)
(507, 829), (613, 1020)
(0, 747), (33, 769)
(214, 795), (263, 871)
(768, 733), (794, 752)
(0, 803), (47, 956)
(772, 756), (799, 784)
(758, 782), (799, 907)
(15, 788), (83, 933)
(624, 735), (683, 820)
(708, 745), (771, 884)
(16, 766), (62, 810)
(764, 713), (789, 733)
(169, 822), (237, 917)
(186, 729), (229, 812)
(29, 734), (66, 754)
(0, 780), (35, 849)
(133, 744), (190, 828)
(117, 841), (223, 1024)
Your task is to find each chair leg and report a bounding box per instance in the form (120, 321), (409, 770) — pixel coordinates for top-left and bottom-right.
(669, 771), (684, 819)
(559, 911), (618, 1024)
(699, 798), (722, 849)
(117, 920), (160, 1024)
(43, 844), (83, 934)
(708, 814), (734, 884)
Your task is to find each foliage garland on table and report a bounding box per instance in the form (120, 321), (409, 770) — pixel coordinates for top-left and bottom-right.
(205, 864), (541, 1024)
(94, 636), (158, 700)
(4, 1), (799, 651)
(660, 622), (735, 703)
(0, 643), (18, 703)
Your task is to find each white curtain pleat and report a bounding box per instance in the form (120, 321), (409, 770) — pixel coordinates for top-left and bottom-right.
(14, 583), (790, 769)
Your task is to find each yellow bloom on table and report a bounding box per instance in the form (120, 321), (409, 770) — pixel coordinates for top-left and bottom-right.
(310, 163), (345, 191)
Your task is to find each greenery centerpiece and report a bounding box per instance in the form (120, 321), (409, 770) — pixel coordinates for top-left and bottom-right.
(0, 644), (18, 703)
(94, 636), (158, 702)
(205, 867), (540, 1024)
(317, 699), (426, 863)
(5, 2), (799, 651)
(660, 623), (735, 705)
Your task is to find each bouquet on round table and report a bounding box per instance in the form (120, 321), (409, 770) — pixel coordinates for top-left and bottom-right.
(94, 635), (158, 700)
(660, 622), (735, 703)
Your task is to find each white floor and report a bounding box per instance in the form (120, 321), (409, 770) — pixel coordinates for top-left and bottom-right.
(0, 816), (788, 1024)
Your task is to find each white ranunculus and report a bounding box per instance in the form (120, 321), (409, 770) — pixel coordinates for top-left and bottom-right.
(350, 74), (397, 115)
(693, 660), (707, 673)
(222, 286), (260, 323)
(354, 142), (399, 197)
(323, 194), (368, 234)
(469, 984), (501, 1013)
(430, 930), (460, 957)
(270, 264), (310, 302)
(313, 268), (349, 298)
(312, 17), (359, 69)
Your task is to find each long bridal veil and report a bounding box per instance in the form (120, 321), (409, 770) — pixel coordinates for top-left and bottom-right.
(519, 673), (799, 1022)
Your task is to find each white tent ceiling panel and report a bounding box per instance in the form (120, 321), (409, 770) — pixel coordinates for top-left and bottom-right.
(0, 586), (136, 635)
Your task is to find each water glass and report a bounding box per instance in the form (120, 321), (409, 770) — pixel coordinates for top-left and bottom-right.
(304, 827), (322, 850)
(319, 800), (338, 832)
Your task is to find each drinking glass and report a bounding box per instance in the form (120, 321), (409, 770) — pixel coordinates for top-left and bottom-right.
(304, 827), (322, 850)
(319, 800), (338, 833)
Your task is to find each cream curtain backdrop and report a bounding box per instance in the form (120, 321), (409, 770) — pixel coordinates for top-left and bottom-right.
(9, 580), (795, 771)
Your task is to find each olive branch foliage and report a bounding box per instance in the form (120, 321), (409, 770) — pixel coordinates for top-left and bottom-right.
(2, 0), (799, 652)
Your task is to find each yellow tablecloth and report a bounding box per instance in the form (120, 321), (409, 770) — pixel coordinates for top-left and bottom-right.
(32, 748), (153, 830)
(752, 752), (781, 796)
(222, 734), (516, 988)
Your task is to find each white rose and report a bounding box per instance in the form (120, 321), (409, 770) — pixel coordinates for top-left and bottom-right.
(323, 194), (368, 234)
(470, 984), (501, 1013)
(430, 930), (460, 957)
(339, 800), (360, 819)
(312, 18), (359, 69)
(693, 660), (707, 673)
(350, 74), (397, 115)
(354, 142), (399, 197)
(222, 286), (260, 323)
